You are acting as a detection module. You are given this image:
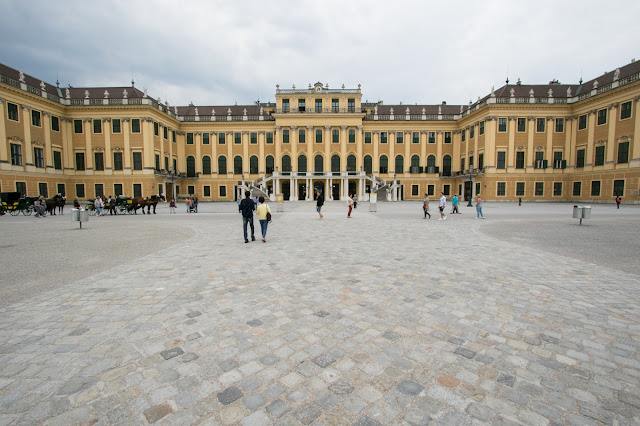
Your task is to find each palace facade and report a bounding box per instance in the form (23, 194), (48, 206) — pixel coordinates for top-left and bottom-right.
(1, 60), (639, 203)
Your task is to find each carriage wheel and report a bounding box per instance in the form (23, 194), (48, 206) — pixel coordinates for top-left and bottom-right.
(88, 209), (96, 216)
(127, 207), (134, 214)
(22, 206), (33, 216)
(10, 209), (19, 216)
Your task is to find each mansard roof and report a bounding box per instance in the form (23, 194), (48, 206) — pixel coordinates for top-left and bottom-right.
(176, 104), (262, 116)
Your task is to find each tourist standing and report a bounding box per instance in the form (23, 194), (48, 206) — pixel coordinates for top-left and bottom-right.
(451, 194), (459, 214)
(347, 193), (354, 218)
(239, 191), (256, 243)
(185, 197), (192, 213)
(438, 192), (447, 221)
(256, 196), (271, 242)
(169, 198), (176, 214)
(316, 191), (324, 219)
(193, 196), (198, 213)
(423, 194), (431, 219)
(94, 196), (103, 216)
(109, 196), (117, 215)
(615, 196), (622, 209)
(475, 194), (484, 219)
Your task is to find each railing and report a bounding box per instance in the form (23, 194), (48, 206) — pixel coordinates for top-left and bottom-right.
(271, 171), (366, 179)
(109, 98), (122, 105)
(277, 88), (361, 95)
(0, 74), (20, 88)
(46, 92), (60, 102)
(26, 85), (41, 96)
(181, 115), (275, 122)
(496, 97), (510, 103)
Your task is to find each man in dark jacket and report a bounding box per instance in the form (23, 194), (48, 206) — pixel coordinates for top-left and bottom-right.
(239, 191), (256, 243)
(316, 191), (324, 219)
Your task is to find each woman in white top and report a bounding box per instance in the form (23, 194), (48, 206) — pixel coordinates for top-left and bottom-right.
(256, 196), (272, 243)
(95, 197), (104, 216)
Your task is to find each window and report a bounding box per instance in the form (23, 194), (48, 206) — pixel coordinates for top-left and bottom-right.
(113, 152), (123, 171)
(187, 133), (194, 144)
(442, 155), (451, 176)
(76, 183), (85, 198)
(410, 155), (420, 172)
(298, 99), (305, 112)
(497, 152), (506, 169)
(555, 118), (564, 133)
(613, 179), (625, 197)
(331, 155), (340, 174)
(365, 132), (371, 144)
(172, 130), (176, 142)
(620, 101), (632, 120)
(51, 115), (60, 132)
(15, 181), (26, 197)
(219, 185), (227, 197)
(313, 155), (322, 173)
(34, 147), (44, 168)
(94, 184), (103, 198)
(155, 154), (160, 171)
(93, 119), (102, 134)
(250, 156), (258, 174)
(94, 152), (104, 171)
(573, 182), (581, 196)
(187, 156), (196, 177)
(10, 144), (22, 165)
(219, 132), (226, 144)
(74, 119), (83, 133)
(618, 142), (629, 164)
(332, 98), (339, 112)
(7, 102), (19, 121)
(234, 132), (241, 144)
(315, 99), (322, 112)
(513, 152), (524, 169)
(412, 185), (419, 196)
(380, 132), (387, 144)
(173, 158), (177, 172)
(591, 180), (601, 197)
(478, 154), (484, 169)
(497, 182), (506, 196)
(202, 133), (210, 144)
(461, 129), (466, 142)
(32, 110), (41, 127)
(516, 182), (525, 196)
(165, 156), (169, 171)
(461, 158), (466, 172)
(266, 156), (275, 174)
(298, 129), (306, 143)
(396, 132), (403, 144)
(536, 118), (545, 133)
(218, 156), (227, 174)
(479, 121), (485, 135)
(363, 155), (372, 174)
(297, 155), (307, 173)
(595, 146), (605, 166)
(443, 185), (450, 196)
(469, 156), (474, 168)
(75, 152), (85, 171)
(267, 132), (273, 144)
(132, 152), (142, 170)
(395, 155), (404, 174)
(315, 129), (323, 143)
(412, 132), (419, 144)
(250, 132), (257, 144)
(498, 118), (507, 132)
(349, 129), (355, 143)
(426, 155), (436, 170)
(163, 126), (168, 139)
(444, 132), (451, 143)
(53, 151), (62, 170)
(112, 119), (121, 133)
(576, 149), (585, 168)
(535, 182), (544, 196)
(38, 183), (48, 198)
(427, 184), (434, 196)
(578, 114), (587, 130)
(428, 132), (435, 143)
(57, 184), (65, 196)
(535, 151), (545, 169)
(517, 118), (526, 132)
(332, 129), (339, 143)
(153, 122), (159, 136)
(470, 126), (475, 139)
(233, 156), (243, 174)
(348, 99), (355, 112)
(553, 182), (562, 196)
(131, 119), (140, 133)
(553, 152), (564, 169)
(133, 184), (142, 198)
(282, 99), (289, 112)
(597, 108), (607, 125)
(204, 186), (211, 197)
(379, 155), (388, 173)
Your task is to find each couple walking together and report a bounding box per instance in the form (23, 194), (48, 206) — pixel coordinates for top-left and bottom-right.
(239, 191), (271, 243)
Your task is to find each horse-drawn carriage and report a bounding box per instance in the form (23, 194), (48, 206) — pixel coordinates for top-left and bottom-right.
(116, 196), (136, 214)
(0, 192), (38, 216)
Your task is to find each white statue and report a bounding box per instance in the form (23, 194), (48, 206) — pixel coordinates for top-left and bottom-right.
(593, 80), (599, 89)
(123, 89), (128, 99)
(567, 87), (572, 97)
(390, 108), (394, 115)
(104, 90), (109, 98)
(529, 89), (534, 97)
(491, 86), (495, 97)
(66, 88), (70, 99)
(19, 71), (25, 82)
(374, 105), (378, 115)
(195, 107), (199, 115)
(438, 106), (442, 115)
(260, 107), (263, 115)
(40, 81), (45, 90)
(614, 68), (620, 81)
(84, 90), (90, 98)
(548, 88), (553, 97)
(406, 107), (410, 115)
(510, 88), (515, 97)
(211, 108), (216, 115)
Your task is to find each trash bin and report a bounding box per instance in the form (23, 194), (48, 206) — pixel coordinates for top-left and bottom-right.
(573, 205), (591, 224)
(72, 208), (89, 228)
(572, 205), (581, 219)
(369, 193), (377, 212)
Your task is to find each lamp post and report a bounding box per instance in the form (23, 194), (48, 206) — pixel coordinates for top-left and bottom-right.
(467, 170), (473, 207)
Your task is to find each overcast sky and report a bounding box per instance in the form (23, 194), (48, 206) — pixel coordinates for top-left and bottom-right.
(1, 0), (638, 107)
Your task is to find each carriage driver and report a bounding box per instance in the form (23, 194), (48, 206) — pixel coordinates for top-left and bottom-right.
(109, 195), (117, 215)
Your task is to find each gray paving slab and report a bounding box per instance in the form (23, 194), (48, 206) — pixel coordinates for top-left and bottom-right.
(0, 201), (639, 425)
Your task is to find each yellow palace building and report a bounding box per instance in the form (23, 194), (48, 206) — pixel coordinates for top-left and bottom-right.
(1, 60), (639, 203)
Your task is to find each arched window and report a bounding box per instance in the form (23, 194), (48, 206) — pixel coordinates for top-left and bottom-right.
(186, 156), (196, 177)
(298, 154), (307, 173)
(331, 154), (340, 174)
(234, 156), (243, 175)
(218, 156), (227, 174)
(202, 156), (211, 175)
(379, 155), (388, 173)
(427, 155), (436, 168)
(266, 155), (274, 174)
(411, 155), (420, 171)
(281, 155), (291, 172)
(443, 155), (452, 176)
(395, 155), (404, 174)
(314, 155), (324, 173)
(347, 154), (356, 172)
(364, 155), (372, 174)
(249, 155), (258, 174)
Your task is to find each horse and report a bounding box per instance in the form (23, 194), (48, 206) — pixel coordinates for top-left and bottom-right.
(145, 194), (166, 214)
(45, 194), (65, 215)
(130, 197), (148, 214)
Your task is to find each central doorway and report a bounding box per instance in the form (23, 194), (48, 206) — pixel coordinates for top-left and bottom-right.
(282, 181), (290, 200)
(313, 181), (325, 200)
(298, 183), (306, 200)
(332, 183), (340, 201)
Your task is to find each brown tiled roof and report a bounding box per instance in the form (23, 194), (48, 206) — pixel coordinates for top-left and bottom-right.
(0, 63), (60, 96)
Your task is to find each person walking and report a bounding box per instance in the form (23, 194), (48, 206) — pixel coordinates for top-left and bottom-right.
(239, 191), (256, 243)
(423, 194), (431, 219)
(185, 197), (192, 213)
(108, 196), (117, 215)
(475, 194), (485, 219)
(347, 193), (354, 218)
(169, 198), (176, 214)
(192, 196), (198, 213)
(438, 192), (447, 221)
(316, 191), (324, 219)
(451, 194), (460, 214)
(256, 196), (272, 242)
(94, 196), (103, 216)
(615, 195), (622, 209)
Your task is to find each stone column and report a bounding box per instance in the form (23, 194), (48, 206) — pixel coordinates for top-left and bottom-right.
(473, 124), (479, 170)
(242, 131), (249, 174)
(373, 131), (380, 173)
(544, 116), (552, 173)
(340, 125), (348, 168)
(404, 131), (410, 175)
(42, 112), (53, 169)
(176, 131), (186, 173)
(123, 118), (132, 172)
(324, 126), (331, 174)
(356, 125), (363, 171)
(507, 116), (516, 169)
(83, 118), (93, 171)
(62, 118), (74, 172)
(21, 105), (33, 167)
(142, 119), (154, 172)
(586, 110), (596, 167)
(420, 130), (427, 172)
(209, 129), (215, 174)
(606, 104), (618, 165)
(226, 132), (233, 177)
(159, 124), (165, 173)
(0, 99), (7, 167)
(258, 131), (265, 174)
(306, 126), (313, 173)
(104, 117), (112, 173)
(195, 132), (202, 174)
(485, 117), (496, 169)
(436, 131), (443, 169)
(389, 131), (395, 173)
(632, 97), (640, 164)
(566, 118), (575, 169)
(290, 126), (298, 172)
(274, 126), (281, 173)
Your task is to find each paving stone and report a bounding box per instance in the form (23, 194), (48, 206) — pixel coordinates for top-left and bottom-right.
(143, 403), (172, 423)
(496, 373), (516, 387)
(55, 377), (97, 395)
(219, 358), (239, 372)
(436, 409), (473, 426)
(454, 347), (476, 359)
(465, 402), (495, 422)
(352, 416), (383, 426)
(247, 319), (263, 327)
(259, 354), (279, 365)
(397, 380), (424, 396)
(242, 393), (266, 411)
(186, 311), (202, 318)
(314, 391), (340, 410)
(217, 386), (243, 405)
(266, 399), (291, 418)
(312, 354), (336, 368)
(329, 380), (355, 395)
(263, 384), (286, 399)
(159, 347), (183, 360)
(618, 391), (640, 409)
(293, 403), (322, 425)
(403, 409), (432, 426)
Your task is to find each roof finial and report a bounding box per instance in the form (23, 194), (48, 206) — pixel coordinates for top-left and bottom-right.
(505, 77), (509, 84)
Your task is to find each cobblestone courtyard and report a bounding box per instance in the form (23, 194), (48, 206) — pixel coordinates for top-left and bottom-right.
(1, 202), (639, 425)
